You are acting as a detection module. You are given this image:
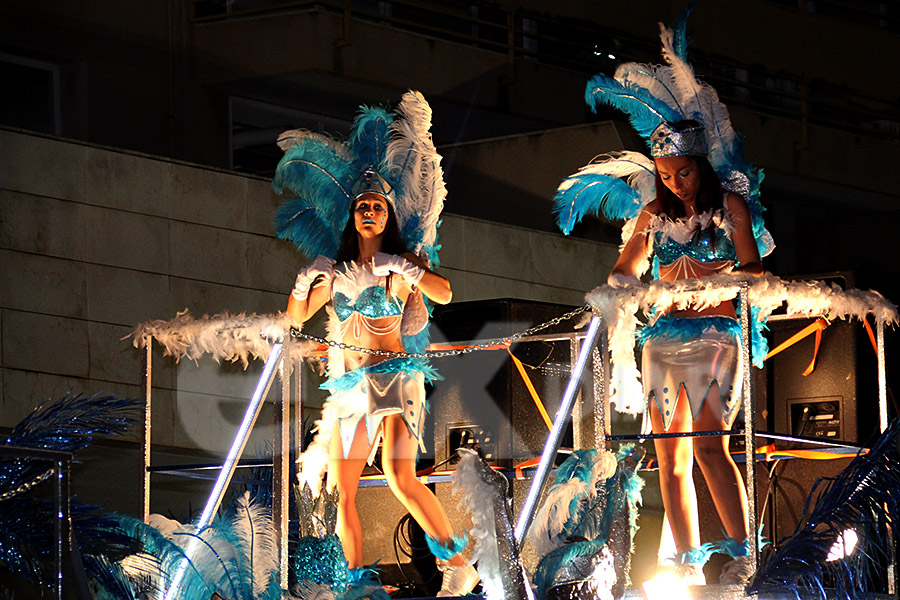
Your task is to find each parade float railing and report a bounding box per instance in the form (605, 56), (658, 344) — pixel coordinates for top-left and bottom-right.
(133, 312), (301, 591)
(131, 306), (597, 592)
(132, 272), (897, 594)
(567, 272), (898, 592)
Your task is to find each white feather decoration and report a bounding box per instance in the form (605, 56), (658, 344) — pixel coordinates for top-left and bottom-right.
(385, 90), (447, 254)
(452, 449), (503, 600)
(230, 492), (280, 598)
(657, 23), (739, 168)
(526, 450), (618, 558)
(614, 61), (685, 116)
(130, 311), (313, 369)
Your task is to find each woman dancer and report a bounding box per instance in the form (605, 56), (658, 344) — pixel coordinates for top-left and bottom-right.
(274, 92), (479, 595)
(554, 18), (773, 586)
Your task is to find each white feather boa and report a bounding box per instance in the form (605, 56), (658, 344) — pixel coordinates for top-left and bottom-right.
(587, 273), (899, 415)
(130, 310), (315, 368)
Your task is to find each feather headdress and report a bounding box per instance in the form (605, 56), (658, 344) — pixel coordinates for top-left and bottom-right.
(273, 91), (445, 267)
(554, 9), (774, 261)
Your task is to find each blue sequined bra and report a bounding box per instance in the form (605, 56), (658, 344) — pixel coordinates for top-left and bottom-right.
(649, 208), (738, 277)
(331, 260), (404, 323)
(654, 226), (736, 265)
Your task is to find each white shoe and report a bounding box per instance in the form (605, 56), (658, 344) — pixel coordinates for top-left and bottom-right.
(719, 555), (754, 585)
(436, 564), (480, 597)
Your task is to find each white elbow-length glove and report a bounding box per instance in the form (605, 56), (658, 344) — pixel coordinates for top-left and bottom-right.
(371, 252), (426, 286)
(291, 255), (336, 301)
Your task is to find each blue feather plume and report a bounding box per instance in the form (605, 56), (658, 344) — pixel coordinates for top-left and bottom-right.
(1, 392), (141, 502)
(672, 4), (695, 60)
(750, 418), (900, 598)
(348, 106), (393, 171)
(272, 135), (355, 259)
(585, 72), (682, 140)
(553, 174), (643, 234)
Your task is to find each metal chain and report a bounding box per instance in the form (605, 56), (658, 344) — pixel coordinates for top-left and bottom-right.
(289, 304), (591, 358)
(0, 468), (54, 501)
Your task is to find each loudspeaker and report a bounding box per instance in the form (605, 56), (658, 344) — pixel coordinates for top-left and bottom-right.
(765, 272), (879, 445)
(428, 299), (582, 469)
(693, 457), (854, 578)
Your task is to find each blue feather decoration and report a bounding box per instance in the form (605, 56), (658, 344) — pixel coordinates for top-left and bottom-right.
(672, 4), (695, 60)
(348, 106), (393, 171)
(584, 72), (682, 140)
(553, 174), (643, 234)
(0, 499), (147, 598)
(1, 392), (141, 502)
(273, 197), (344, 260)
(272, 135), (356, 259)
(750, 418), (900, 598)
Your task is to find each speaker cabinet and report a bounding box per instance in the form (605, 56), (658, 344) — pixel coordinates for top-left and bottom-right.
(765, 272), (880, 445)
(428, 299), (581, 469)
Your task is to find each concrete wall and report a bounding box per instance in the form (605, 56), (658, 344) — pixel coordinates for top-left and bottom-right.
(0, 126), (617, 509)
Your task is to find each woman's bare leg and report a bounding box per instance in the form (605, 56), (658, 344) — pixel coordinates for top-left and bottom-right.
(650, 388), (702, 555)
(327, 419), (371, 568)
(381, 414), (464, 566)
(692, 383), (749, 541)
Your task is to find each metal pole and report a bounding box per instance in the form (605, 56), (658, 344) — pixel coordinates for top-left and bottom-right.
(570, 336), (583, 449)
(143, 341), (152, 522)
(877, 320), (888, 434)
(54, 459), (65, 600)
(514, 315), (602, 543)
(876, 320), (895, 595)
(739, 284), (759, 573)
(162, 342), (284, 600)
(274, 352), (291, 590)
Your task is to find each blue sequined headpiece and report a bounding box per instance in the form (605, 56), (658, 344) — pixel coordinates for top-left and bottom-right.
(352, 166), (396, 207)
(650, 121), (708, 158)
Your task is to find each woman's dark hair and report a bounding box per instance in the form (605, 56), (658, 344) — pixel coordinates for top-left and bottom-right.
(336, 195), (410, 262)
(654, 155), (724, 220)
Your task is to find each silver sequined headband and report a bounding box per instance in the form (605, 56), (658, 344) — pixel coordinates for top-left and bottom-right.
(649, 121), (708, 158)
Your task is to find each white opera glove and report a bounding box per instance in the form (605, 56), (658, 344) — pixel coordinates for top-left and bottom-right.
(371, 252), (426, 286)
(607, 273), (641, 288)
(291, 255), (336, 301)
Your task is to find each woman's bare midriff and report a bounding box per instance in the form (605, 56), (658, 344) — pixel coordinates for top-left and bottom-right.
(659, 262), (737, 319)
(342, 316), (406, 370)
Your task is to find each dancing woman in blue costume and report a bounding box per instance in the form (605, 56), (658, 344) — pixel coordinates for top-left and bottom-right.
(609, 120), (763, 585)
(554, 15), (774, 586)
(274, 91), (478, 595)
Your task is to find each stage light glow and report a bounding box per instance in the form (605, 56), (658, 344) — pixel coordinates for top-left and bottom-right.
(642, 571), (690, 600)
(514, 315), (602, 542)
(826, 528), (858, 561)
(607, 54), (617, 60)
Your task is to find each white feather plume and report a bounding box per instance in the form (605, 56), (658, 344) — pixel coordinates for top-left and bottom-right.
(657, 24), (739, 167)
(614, 62), (685, 115)
(526, 450), (618, 558)
(385, 90), (446, 254)
(230, 492), (280, 597)
(452, 449), (503, 600)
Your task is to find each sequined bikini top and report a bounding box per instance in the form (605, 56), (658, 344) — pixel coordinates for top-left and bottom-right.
(331, 260), (405, 323)
(650, 208), (737, 279)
